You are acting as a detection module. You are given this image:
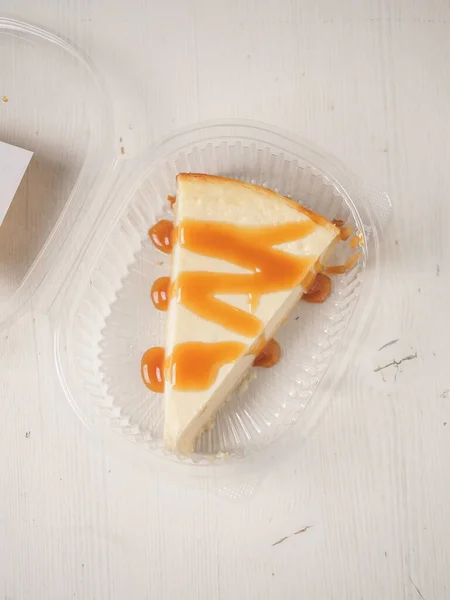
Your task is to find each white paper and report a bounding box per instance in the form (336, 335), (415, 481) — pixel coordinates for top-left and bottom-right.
(0, 141), (33, 226)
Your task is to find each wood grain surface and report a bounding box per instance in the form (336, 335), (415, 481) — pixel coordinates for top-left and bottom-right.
(1, 0), (450, 598)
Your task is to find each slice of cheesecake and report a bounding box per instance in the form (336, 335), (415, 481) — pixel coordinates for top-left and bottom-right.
(164, 174), (339, 454)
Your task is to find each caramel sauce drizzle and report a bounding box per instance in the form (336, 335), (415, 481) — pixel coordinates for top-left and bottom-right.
(172, 219), (317, 337)
(143, 215), (361, 394)
(350, 235), (360, 249)
(332, 219), (353, 241)
(253, 339), (281, 368)
(148, 219), (174, 254)
(301, 259), (324, 291)
(167, 341), (246, 391)
(302, 273), (332, 303)
(248, 292), (261, 314)
(168, 195), (176, 208)
(326, 251), (361, 275)
(339, 226), (353, 241)
(141, 339), (283, 393)
(141, 347), (165, 393)
(151, 277), (170, 311)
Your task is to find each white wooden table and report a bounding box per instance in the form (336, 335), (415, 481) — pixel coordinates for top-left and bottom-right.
(2, 1), (450, 598)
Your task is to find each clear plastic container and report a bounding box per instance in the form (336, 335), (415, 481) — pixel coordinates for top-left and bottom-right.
(52, 121), (391, 489)
(0, 18), (114, 329)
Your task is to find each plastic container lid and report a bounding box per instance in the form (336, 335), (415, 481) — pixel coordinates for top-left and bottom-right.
(0, 18), (113, 330)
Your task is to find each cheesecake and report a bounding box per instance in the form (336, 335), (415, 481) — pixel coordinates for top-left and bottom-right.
(160, 174), (339, 454)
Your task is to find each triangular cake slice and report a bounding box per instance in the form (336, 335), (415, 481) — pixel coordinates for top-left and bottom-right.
(164, 174), (339, 453)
